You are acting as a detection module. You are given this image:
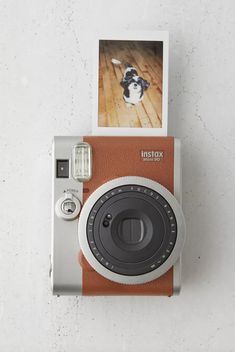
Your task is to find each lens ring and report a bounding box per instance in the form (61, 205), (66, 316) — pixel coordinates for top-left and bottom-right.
(87, 185), (177, 276)
(78, 176), (186, 285)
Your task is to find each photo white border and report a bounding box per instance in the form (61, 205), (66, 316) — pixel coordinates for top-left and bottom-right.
(92, 30), (169, 136)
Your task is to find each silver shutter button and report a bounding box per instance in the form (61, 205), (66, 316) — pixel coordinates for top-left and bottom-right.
(55, 192), (81, 220)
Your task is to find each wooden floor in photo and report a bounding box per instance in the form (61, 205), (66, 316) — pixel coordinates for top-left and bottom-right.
(98, 40), (163, 128)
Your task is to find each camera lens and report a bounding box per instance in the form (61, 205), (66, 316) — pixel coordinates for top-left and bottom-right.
(87, 185), (177, 276)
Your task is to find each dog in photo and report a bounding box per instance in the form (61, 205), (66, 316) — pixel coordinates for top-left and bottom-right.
(112, 58), (150, 106)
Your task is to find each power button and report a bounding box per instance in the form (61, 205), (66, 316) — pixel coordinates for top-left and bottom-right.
(61, 199), (77, 215)
(55, 192), (81, 220)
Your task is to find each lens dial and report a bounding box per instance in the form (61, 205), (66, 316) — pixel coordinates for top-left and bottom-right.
(87, 185), (177, 276)
(78, 176), (186, 285)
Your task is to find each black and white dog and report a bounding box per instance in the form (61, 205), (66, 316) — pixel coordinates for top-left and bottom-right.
(112, 59), (150, 106)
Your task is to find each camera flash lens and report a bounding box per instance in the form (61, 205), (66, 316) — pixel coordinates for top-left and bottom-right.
(72, 142), (92, 182)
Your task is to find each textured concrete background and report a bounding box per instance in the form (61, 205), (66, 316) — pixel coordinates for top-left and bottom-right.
(1, 1), (235, 351)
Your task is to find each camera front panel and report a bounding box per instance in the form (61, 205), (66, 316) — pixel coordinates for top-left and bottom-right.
(52, 136), (184, 296)
(78, 176), (185, 286)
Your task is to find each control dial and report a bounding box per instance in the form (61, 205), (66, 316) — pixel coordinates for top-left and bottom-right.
(55, 192), (81, 220)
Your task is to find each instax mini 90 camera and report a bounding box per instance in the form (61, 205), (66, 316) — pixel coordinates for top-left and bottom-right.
(51, 136), (186, 296)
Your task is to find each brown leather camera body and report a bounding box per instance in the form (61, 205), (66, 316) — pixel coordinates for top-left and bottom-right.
(78, 136), (178, 296)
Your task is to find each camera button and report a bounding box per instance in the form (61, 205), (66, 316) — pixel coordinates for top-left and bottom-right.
(55, 192), (81, 220)
(61, 199), (77, 215)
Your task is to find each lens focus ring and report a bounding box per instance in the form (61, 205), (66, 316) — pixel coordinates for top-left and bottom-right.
(86, 185), (177, 276)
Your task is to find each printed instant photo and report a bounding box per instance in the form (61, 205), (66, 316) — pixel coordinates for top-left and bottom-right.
(92, 31), (169, 136)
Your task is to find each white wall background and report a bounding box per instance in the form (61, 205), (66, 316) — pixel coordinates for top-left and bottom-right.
(1, 0), (235, 351)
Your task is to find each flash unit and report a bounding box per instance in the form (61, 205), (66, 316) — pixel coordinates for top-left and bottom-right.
(72, 142), (92, 182)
